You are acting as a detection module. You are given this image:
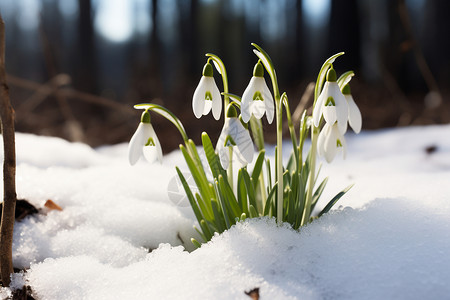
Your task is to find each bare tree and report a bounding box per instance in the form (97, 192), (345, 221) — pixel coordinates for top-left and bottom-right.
(0, 15), (17, 287)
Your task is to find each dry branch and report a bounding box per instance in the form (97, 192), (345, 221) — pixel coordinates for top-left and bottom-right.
(7, 74), (135, 115)
(0, 15), (16, 287)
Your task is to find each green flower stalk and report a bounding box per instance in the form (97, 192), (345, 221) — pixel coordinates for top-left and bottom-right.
(251, 43), (284, 225)
(205, 53), (230, 120)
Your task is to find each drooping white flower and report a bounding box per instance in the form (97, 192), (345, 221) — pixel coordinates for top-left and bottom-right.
(313, 68), (348, 134)
(128, 111), (163, 165)
(342, 84), (362, 134)
(192, 62), (222, 120)
(216, 106), (254, 169)
(241, 61), (274, 124)
(317, 122), (347, 163)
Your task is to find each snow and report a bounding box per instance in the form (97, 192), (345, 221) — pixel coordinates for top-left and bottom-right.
(1, 125), (450, 299)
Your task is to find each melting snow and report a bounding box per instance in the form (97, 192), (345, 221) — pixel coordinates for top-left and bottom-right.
(1, 125), (450, 299)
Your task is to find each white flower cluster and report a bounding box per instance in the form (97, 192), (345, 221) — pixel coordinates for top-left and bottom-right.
(128, 62), (362, 167)
(313, 68), (362, 163)
(191, 60), (275, 169)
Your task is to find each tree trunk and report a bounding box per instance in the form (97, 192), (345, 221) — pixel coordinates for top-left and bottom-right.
(0, 15), (17, 287)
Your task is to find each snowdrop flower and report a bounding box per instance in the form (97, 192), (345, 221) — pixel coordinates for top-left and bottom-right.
(216, 105), (254, 169)
(241, 61), (274, 124)
(313, 68), (348, 134)
(192, 62), (222, 120)
(342, 84), (362, 134)
(128, 110), (163, 165)
(317, 122), (347, 163)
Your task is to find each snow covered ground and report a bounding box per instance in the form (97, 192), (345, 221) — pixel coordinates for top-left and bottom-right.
(1, 124), (450, 299)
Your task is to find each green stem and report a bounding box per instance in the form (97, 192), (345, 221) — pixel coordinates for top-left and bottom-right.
(247, 117), (266, 213)
(134, 103), (216, 209)
(206, 54), (233, 183)
(205, 54), (229, 120)
(258, 169), (267, 214)
(302, 125), (318, 225)
(251, 43), (283, 225)
(275, 100), (283, 224)
(281, 93), (299, 166)
(228, 147), (234, 189)
(249, 116), (265, 151)
(301, 52), (345, 225)
(313, 52), (345, 107)
(134, 104), (189, 142)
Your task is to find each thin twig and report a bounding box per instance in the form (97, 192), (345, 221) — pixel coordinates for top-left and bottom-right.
(0, 14), (17, 287)
(7, 74), (135, 115)
(16, 74), (70, 112)
(292, 82), (315, 125)
(38, 20), (85, 142)
(284, 82), (314, 132)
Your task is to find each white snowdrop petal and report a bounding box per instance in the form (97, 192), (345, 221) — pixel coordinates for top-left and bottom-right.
(233, 120), (254, 164)
(151, 125), (164, 163)
(142, 145), (157, 164)
(241, 78), (254, 123)
(329, 83), (348, 134)
(322, 106), (337, 125)
(262, 80), (275, 124)
(336, 101), (349, 134)
(339, 119), (348, 135)
(233, 149), (248, 169)
(317, 126), (327, 157)
(142, 124), (162, 164)
(252, 100), (265, 119)
(346, 95), (362, 133)
(211, 78), (222, 120)
(128, 123), (145, 165)
(249, 78), (266, 119)
(313, 83), (328, 127)
(192, 77), (207, 118)
(323, 125), (338, 163)
(216, 119), (230, 152)
(332, 124), (346, 160)
(203, 99), (212, 115)
(218, 147), (229, 169)
(202, 78), (217, 116)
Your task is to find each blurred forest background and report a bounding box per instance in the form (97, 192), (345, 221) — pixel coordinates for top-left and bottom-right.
(0, 0), (449, 151)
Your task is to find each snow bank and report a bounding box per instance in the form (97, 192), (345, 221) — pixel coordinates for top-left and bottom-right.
(0, 125), (449, 299)
(26, 203), (450, 300)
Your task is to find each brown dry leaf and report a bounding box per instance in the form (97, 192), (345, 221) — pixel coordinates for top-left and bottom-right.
(44, 199), (63, 211)
(245, 287), (260, 300)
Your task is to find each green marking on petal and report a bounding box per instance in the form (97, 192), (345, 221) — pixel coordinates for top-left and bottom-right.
(145, 137), (156, 147)
(224, 135), (236, 147)
(253, 91), (264, 101)
(325, 96), (335, 106)
(205, 91), (213, 101)
(336, 139), (343, 147)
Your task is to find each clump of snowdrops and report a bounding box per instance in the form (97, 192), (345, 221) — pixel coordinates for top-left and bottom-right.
(128, 44), (361, 247)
